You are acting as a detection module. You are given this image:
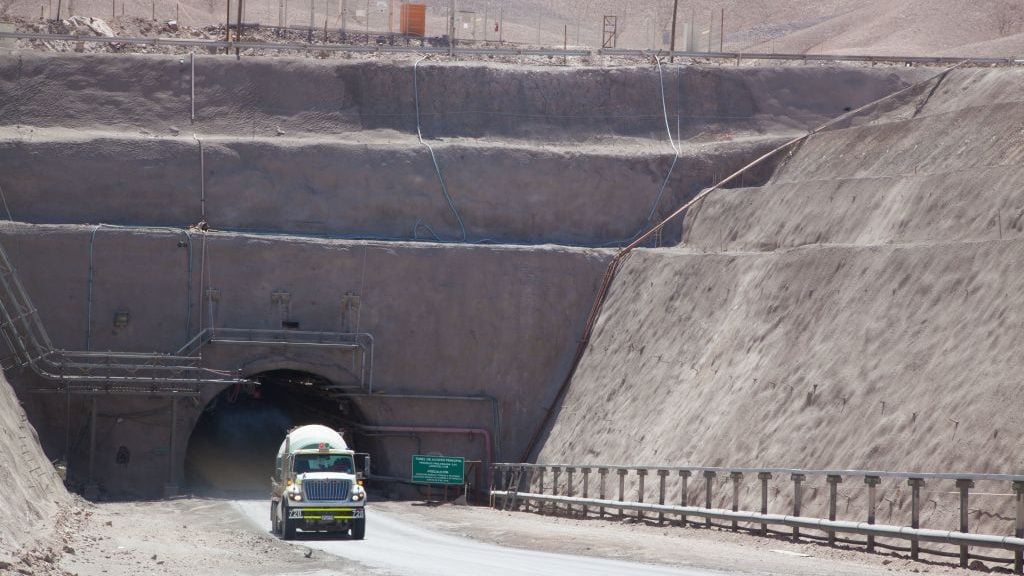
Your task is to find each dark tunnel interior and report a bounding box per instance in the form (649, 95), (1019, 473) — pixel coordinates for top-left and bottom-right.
(183, 370), (365, 496)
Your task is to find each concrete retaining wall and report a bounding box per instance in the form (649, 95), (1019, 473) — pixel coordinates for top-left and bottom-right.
(0, 53), (926, 138)
(3, 224), (608, 496)
(0, 134), (783, 244)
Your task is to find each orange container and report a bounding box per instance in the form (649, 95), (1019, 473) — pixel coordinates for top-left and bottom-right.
(400, 3), (426, 37)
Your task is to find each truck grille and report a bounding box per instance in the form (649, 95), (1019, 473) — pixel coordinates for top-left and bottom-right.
(303, 479), (351, 501)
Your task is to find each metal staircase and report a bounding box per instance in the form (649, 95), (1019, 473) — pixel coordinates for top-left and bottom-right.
(503, 465), (525, 511)
(0, 234), (375, 397)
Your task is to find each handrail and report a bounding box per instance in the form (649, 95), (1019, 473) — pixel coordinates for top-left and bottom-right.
(175, 328), (375, 393)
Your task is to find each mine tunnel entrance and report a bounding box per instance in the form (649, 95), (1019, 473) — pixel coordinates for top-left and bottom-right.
(184, 370), (366, 496)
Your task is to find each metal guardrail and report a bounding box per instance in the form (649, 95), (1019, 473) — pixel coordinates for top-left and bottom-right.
(499, 462), (1024, 483)
(0, 30), (1020, 66)
(491, 463), (1024, 573)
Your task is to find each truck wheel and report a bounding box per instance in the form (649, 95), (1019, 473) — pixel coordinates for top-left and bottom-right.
(282, 503), (297, 540)
(270, 501), (279, 535)
(350, 517), (366, 540)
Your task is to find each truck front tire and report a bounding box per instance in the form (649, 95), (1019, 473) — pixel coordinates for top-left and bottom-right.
(270, 501), (279, 535)
(282, 503), (297, 540)
(351, 517), (366, 540)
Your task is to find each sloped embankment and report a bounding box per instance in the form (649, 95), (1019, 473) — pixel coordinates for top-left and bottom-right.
(0, 371), (71, 570)
(537, 68), (1024, 531)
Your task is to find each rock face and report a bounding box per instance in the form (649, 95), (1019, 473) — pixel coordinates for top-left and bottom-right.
(65, 16), (116, 38)
(0, 371), (69, 562)
(537, 67), (1024, 535)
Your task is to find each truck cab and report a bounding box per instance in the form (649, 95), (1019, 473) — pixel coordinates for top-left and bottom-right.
(270, 424), (367, 540)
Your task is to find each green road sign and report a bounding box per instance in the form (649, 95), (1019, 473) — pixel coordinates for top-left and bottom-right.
(411, 455), (465, 485)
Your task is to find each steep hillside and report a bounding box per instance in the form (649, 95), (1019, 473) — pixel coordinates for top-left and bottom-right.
(0, 371), (71, 569)
(536, 67), (1024, 534)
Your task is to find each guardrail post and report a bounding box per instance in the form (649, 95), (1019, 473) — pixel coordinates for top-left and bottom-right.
(704, 471), (717, 528)
(552, 467), (562, 515)
(758, 472), (772, 535)
(598, 468), (608, 518)
(637, 469), (648, 521)
(730, 472), (744, 531)
(679, 470), (691, 527)
(791, 473), (806, 542)
(1014, 480), (1024, 574)
(566, 467), (576, 517)
(537, 467), (546, 515)
(581, 468), (591, 518)
(956, 479), (975, 568)
(826, 475), (843, 546)
(865, 476), (881, 552)
(523, 466), (534, 512)
(489, 465), (499, 508)
(617, 469), (628, 519)
(657, 470), (669, 524)
(908, 477), (926, 560)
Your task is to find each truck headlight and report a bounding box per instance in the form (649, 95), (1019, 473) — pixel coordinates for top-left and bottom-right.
(352, 492), (364, 502)
(290, 493), (303, 501)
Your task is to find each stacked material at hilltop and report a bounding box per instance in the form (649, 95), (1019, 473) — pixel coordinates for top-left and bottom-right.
(537, 67), (1024, 531)
(0, 371), (70, 567)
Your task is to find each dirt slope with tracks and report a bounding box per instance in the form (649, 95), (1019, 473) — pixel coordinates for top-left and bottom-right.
(0, 372), (71, 573)
(537, 67), (1024, 541)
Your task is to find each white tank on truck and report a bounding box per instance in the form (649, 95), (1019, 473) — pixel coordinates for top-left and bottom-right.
(270, 424), (367, 540)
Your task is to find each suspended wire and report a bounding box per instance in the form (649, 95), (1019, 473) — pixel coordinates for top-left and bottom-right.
(646, 55), (681, 224)
(0, 183), (14, 222)
(413, 54), (468, 242)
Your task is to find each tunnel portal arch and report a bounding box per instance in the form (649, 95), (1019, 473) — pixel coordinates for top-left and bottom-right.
(183, 368), (368, 495)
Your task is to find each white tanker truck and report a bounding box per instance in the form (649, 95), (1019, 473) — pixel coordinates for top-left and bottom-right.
(270, 424), (367, 540)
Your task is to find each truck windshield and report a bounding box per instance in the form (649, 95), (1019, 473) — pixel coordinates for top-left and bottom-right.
(294, 454), (354, 474)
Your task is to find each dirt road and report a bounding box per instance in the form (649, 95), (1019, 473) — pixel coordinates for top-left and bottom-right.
(35, 496), (977, 576)
(235, 500), (713, 576)
(235, 499), (956, 576)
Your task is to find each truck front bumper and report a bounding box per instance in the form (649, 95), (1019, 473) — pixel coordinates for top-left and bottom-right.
(287, 506), (365, 524)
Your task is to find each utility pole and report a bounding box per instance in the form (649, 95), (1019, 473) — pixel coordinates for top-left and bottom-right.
(448, 0), (455, 56)
(225, 0), (231, 54)
(307, 0), (314, 42)
(341, 0), (347, 36)
(236, 0), (243, 57)
(669, 0), (679, 62)
(720, 8), (724, 52)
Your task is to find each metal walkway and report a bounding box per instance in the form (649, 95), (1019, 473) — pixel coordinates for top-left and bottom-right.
(0, 239), (374, 397)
